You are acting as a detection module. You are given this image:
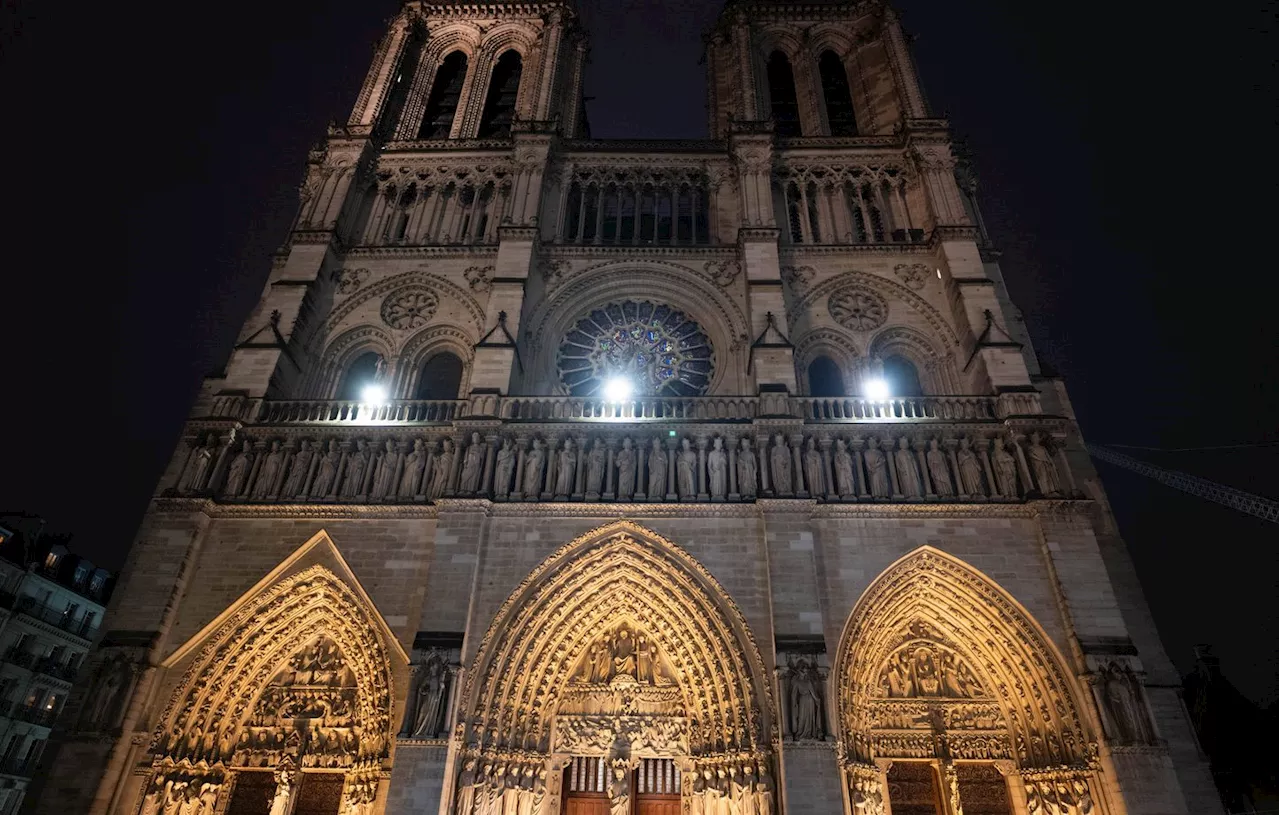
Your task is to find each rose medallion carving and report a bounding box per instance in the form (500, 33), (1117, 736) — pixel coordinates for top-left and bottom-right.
(380, 288), (438, 330)
(828, 287), (888, 331)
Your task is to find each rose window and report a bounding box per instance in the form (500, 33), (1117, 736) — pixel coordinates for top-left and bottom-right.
(557, 301), (714, 397)
(828, 287), (888, 331)
(381, 288), (439, 330)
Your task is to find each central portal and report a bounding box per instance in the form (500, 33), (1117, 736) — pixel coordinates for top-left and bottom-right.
(561, 758), (680, 815)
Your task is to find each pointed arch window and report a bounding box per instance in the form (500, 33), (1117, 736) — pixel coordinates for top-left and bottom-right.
(767, 51), (802, 137)
(819, 50), (859, 136)
(418, 50), (469, 139)
(338, 352), (383, 401)
(415, 352), (464, 400)
(883, 354), (924, 397)
(478, 50), (523, 138)
(807, 356), (844, 397)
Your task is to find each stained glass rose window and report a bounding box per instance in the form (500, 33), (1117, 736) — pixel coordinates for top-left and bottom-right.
(557, 301), (714, 397)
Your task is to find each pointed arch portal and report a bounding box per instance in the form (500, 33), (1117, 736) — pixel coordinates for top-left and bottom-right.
(454, 521), (778, 814)
(834, 547), (1103, 815)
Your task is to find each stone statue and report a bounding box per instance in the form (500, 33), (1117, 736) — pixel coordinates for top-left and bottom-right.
(677, 438), (697, 498)
(1028, 432), (1061, 495)
(311, 440), (341, 498)
(615, 438), (636, 497)
(399, 439), (427, 497)
(493, 437), (515, 498)
(411, 656), (449, 738)
(865, 438), (890, 498)
(252, 441), (285, 498)
(637, 635), (655, 683)
(737, 437), (758, 498)
(428, 439), (454, 499)
(459, 432), (484, 494)
(371, 440), (398, 498)
(926, 439), (953, 496)
(282, 440), (314, 498)
(555, 437), (577, 496)
(586, 438), (606, 496)
(268, 763), (294, 815)
(803, 437), (825, 496)
(833, 439), (855, 497)
(454, 759), (478, 815)
(608, 762), (630, 815)
(1103, 666), (1143, 743)
(789, 657), (825, 740)
(522, 438), (545, 496)
(895, 437), (921, 497)
(707, 437), (727, 498)
(84, 657), (130, 729)
(178, 434), (217, 494)
(992, 439), (1018, 498)
(612, 626), (637, 677)
(957, 437), (985, 496)
(770, 433), (793, 494)
(342, 440), (370, 496)
(647, 437), (667, 498)
(223, 441), (253, 497)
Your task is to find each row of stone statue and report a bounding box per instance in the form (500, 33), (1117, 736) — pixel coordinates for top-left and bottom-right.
(176, 428), (1068, 503)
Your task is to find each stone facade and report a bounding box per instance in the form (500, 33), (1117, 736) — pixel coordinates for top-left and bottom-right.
(31, 2), (1219, 814)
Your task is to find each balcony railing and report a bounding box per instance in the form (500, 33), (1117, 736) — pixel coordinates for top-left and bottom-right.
(33, 657), (77, 682)
(0, 756), (33, 777)
(10, 705), (56, 727)
(11, 597), (98, 640)
(171, 391), (1075, 505)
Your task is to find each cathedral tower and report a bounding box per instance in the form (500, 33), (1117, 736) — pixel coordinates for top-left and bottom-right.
(34, 2), (1220, 814)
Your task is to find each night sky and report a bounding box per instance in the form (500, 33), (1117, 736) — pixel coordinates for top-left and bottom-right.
(1, 1), (1274, 702)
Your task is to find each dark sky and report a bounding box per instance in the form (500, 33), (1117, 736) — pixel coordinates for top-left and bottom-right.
(1, 1), (1274, 701)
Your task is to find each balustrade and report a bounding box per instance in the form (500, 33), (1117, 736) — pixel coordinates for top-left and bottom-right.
(257, 399), (465, 425)
(551, 161), (717, 246)
(775, 156), (922, 246)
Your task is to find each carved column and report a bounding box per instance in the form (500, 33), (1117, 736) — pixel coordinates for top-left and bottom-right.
(916, 439), (935, 498)
(696, 435), (709, 501)
(574, 432), (589, 500)
(820, 436), (835, 500)
(543, 433), (559, 501)
(885, 440), (902, 498)
(757, 435), (772, 495)
(1010, 435), (1034, 498)
(852, 438), (869, 498)
(511, 435), (528, 501)
(728, 434), (740, 500)
(665, 437), (678, 501)
(790, 433), (806, 497)
(480, 434), (498, 496)
(603, 437), (617, 501)
(946, 440), (963, 498)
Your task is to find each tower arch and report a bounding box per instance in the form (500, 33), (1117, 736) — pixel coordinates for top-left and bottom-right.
(833, 547), (1102, 814)
(453, 521), (778, 814)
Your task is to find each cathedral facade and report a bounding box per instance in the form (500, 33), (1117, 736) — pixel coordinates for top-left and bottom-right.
(34, 2), (1220, 814)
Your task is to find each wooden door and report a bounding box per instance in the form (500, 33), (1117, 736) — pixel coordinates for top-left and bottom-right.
(225, 771), (274, 815)
(886, 762), (944, 815)
(293, 773), (345, 815)
(633, 759), (681, 815)
(955, 764), (1013, 815)
(562, 757), (609, 815)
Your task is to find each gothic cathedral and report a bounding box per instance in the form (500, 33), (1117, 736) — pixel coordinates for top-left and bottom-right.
(35, 2), (1219, 814)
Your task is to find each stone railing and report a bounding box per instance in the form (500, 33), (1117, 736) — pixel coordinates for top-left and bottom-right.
(498, 395), (759, 422)
(795, 395), (1000, 422)
(257, 399), (465, 425)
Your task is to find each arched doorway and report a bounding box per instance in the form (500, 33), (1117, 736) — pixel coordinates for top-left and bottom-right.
(141, 564), (398, 815)
(452, 521), (778, 814)
(834, 548), (1102, 815)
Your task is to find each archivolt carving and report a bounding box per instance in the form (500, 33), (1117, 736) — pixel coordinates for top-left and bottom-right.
(788, 270), (960, 348)
(326, 269), (485, 333)
(835, 547), (1093, 771)
(150, 565), (396, 770)
(794, 327), (861, 372)
(459, 521), (775, 761)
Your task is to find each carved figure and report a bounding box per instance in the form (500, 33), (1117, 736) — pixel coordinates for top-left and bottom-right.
(612, 626), (637, 677)
(1103, 665), (1147, 743)
(223, 441), (253, 496)
(280, 441), (312, 498)
(992, 439), (1018, 497)
(399, 439), (427, 497)
(707, 437), (727, 498)
(555, 438), (577, 496)
(493, 437), (515, 498)
(253, 441), (286, 498)
(865, 438), (890, 498)
(1028, 432), (1062, 495)
(311, 440), (341, 497)
(412, 656), (449, 738)
(957, 437), (985, 496)
(770, 434), (793, 494)
(586, 438), (606, 496)
(460, 432), (484, 494)
(833, 438), (855, 496)
(178, 434), (217, 494)
(615, 438), (636, 497)
(648, 438), (668, 498)
(803, 437), (825, 496)
(523, 439), (545, 496)
(789, 658), (825, 740)
(677, 438), (697, 497)
(341, 440), (370, 496)
(895, 437), (922, 497)
(637, 636), (655, 683)
(371, 440), (398, 498)
(268, 764), (294, 815)
(428, 439), (454, 499)
(926, 439), (953, 496)
(737, 437), (758, 498)
(608, 762), (630, 815)
(455, 759), (477, 815)
(591, 640), (611, 683)
(84, 657), (130, 729)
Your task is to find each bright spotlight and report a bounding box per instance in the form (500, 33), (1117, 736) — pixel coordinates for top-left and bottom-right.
(603, 377), (633, 402)
(863, 378), (891, 400)
(361, 384), (389, 404)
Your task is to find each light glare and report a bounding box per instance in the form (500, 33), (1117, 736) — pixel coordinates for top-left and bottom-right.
(864, 378), (891, 400)
(603, 377), (633, 402)
(361, 384), (389, 404)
